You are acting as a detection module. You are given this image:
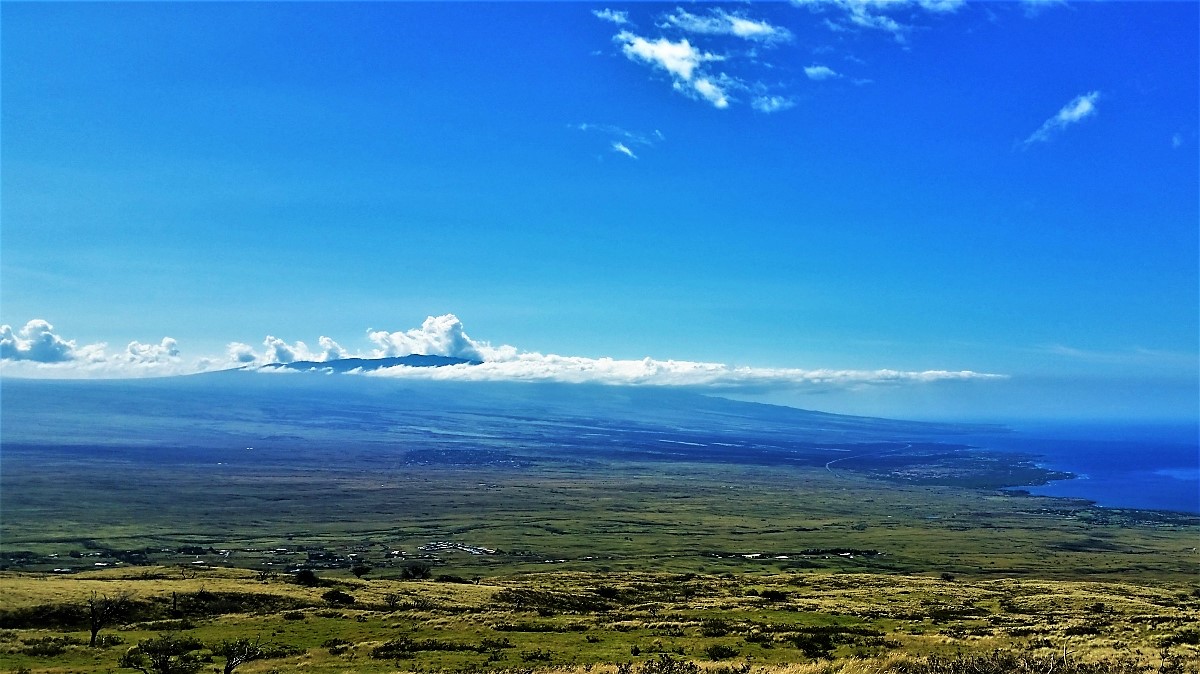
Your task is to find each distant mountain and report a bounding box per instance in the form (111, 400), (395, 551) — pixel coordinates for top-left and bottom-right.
(254, 354), (479, 373)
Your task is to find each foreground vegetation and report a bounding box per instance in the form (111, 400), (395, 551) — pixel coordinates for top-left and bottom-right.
(1, 565), (1197, 673)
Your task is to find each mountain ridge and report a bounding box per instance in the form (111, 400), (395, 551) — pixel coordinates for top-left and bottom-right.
(253, 354), (479, 373)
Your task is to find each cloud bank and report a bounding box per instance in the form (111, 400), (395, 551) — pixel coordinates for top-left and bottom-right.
(1023, 91), (1100, 146)
(1, 315), (1003, 394)
(364, 354), (1001, 392)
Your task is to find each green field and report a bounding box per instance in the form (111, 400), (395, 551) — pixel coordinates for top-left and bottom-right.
(3, 455), (1199, 673)
(2, 379), (1198, 672)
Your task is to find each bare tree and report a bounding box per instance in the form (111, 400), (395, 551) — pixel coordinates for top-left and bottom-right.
(87, 590), (132, 647)
(213, 638), (264, 674)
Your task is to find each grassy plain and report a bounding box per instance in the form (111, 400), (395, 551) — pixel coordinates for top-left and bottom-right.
(3, 454), (1199, 673)
(2, 377), (1198, 672)
(1, 564), (1198, 673)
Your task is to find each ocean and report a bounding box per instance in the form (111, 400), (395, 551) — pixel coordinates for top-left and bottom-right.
(972, 422), (1199, 514)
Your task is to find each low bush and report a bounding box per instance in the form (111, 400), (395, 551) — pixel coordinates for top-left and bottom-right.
(704, 644), (739, 660)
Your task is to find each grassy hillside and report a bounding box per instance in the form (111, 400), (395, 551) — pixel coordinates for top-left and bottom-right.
(1, 565), (1197, 673)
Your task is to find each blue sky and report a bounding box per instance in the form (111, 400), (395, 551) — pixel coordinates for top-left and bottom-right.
(2, 1), (1197, 422)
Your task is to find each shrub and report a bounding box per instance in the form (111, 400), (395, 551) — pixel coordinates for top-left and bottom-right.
(19, 635), (80, 656)
(435, 574), (472, 584)
(596, 585), (622, 600)
(398, 563), (432, 580)
(520, 648), (553, 662)
(321, 589), (355, 606)
(95, 634), (125, 647)
(704, 644), (739, 660)
(293, 570), (319, 587)
(118, 634), (205, 674)
(641, 654), (701, 674)
(479, 637), (512, 651)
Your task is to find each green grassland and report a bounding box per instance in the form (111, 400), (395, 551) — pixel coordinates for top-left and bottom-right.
(3, 379), (1198, 672)
(3, 455), (1198, 581)
(3, 455), (1199, 673)
(1, 564), (1197, 673)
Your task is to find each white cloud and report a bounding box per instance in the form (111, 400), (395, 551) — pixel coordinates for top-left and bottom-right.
(367, 313), (510, 361)
(602, 9), (798, 112)
(663, 8), (793, 43)
(611, 141), (638, 159)
(689, 77), (730, 108)
(1, 314), (1005, 395)
(615, 31), (718, 82)
(1023, 91), (1100, 147)
(1171, 132), (1183, 149)
(318, 336), (349, 361)
(592, 8), (629, 25)
(614, 30), (738, 109)
(118, 338), (180, 364)
(0, 319), (78, 362)
(752, 95), (796, 113)
(227, 342), (258, 364)
(263, 336), (302, 364)
(363, 352), (1002, 391)
(804, 64), (840, 80)
(234, 335), (349, 365)
(0, 319), (193, 377)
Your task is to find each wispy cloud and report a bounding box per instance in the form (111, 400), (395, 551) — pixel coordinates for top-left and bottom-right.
(611, 141), (637, 159)
(1, 315), (1005, 394)
(1171, 132), (1183, 149)
(792, 0), (965, 40)
(1022, 91), (1100, 147)
(573, 123), (663, 158)
(751, 95), (796, 113)
(662, 8), (793, 44)
(592, 8), (629, 25)
(600, 7), (796, 113)
(1020, 0), (1067, 18)
(1038, 343), (1199, 368)
(804, 64), (840, 80)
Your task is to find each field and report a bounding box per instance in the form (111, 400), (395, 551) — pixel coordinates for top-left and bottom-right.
(1, 376), (1198, 672)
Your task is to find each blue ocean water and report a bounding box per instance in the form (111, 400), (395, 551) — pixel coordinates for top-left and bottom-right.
(971, 422), (1199, 514)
